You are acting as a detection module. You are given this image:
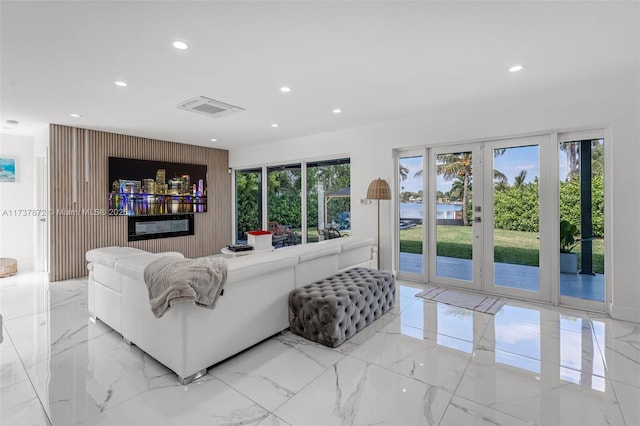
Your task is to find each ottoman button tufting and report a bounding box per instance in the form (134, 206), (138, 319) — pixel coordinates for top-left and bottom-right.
(288, 268), (395, 348)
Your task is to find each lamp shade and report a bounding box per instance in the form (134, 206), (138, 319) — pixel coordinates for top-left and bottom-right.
(367, 178), (391, 200)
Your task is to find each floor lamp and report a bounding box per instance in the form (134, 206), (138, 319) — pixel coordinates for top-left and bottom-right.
(367, 178), (391, 268)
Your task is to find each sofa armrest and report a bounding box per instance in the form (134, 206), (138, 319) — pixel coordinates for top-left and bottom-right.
(86, 246), (148, 268)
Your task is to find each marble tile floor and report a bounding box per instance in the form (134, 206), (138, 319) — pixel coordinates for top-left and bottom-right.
(1, 272), (639, 425)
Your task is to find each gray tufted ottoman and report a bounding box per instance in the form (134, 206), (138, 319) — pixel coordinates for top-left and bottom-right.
(288, 268), (395, 347)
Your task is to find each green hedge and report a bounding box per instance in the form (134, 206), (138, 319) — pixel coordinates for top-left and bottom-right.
(559, 175), (604, 237)
(494, 183), (540, 232)
(492, 177), (604, 237)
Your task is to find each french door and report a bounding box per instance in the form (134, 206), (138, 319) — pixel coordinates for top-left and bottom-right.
(427, 135), (551, 302)
(428, 144), (483, 292)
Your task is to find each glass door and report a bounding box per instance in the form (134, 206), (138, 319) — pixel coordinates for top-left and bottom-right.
(428, 144), (482, 291)
(399, 132), (602, 306)
(558, 131), (605, 309)
(397, 152), (425, 277)
(483, 135), (550, 302)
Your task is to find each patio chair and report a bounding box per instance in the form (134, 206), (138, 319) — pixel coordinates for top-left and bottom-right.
(270, 222), (294, 248)
(322, 226), (343, 240)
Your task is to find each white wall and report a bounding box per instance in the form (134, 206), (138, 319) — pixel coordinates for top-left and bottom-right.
(230, 70), (640, 323)
(0, 133), (37, 271)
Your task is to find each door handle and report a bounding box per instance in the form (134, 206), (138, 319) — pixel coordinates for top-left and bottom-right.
(474, 217), (482, 223)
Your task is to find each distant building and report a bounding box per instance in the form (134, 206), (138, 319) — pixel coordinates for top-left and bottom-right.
(155, 169), (166, 185)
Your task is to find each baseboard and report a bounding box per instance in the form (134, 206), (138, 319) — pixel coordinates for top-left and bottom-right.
(610, 303), (640, 324)
(15, 261), (34, 273)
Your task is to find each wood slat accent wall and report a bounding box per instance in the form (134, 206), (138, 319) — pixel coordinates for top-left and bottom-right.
(49, 124), (230, 281)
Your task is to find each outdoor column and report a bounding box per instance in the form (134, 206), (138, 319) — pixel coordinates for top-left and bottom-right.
(318, 183), (325, 237)
(580, 140), (594, 275)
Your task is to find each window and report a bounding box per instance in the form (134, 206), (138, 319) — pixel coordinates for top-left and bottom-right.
(306, 159), (351, 242)
(235, 168), (262, 243)
(267, 164), (302, 246)
(234, 157), (350, 246)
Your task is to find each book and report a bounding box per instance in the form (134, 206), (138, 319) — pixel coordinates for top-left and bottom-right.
(226, 244), (254, 252)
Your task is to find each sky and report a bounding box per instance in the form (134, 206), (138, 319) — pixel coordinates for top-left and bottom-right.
(399, 144), (576, 194)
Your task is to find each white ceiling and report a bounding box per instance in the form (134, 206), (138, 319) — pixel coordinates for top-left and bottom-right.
(1, 1), (638, 150)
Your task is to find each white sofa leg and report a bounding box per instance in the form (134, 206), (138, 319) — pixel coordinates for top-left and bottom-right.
(178, 369), (207, 386)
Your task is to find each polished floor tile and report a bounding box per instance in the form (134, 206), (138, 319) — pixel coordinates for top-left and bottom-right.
(1, 272), (638, 426)
(439, 395), (532, 426)
(611, 380), (640, 426)
(592, 316), (640, 388)
(0, 272), (85, 321)
(274, 355), (453, 425)
(77, 374), (270, 425)
(455, 347), (625, 425)
(211, 333), (344, 411)
(348, 320), (473, 391)
(255, 413), (292, 426)
(1, 327), (28, 389)
(0, 378), (51, 426)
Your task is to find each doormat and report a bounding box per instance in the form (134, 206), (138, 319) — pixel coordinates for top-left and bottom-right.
(415, 286), (507, 315)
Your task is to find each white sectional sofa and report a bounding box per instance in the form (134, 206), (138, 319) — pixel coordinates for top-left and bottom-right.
(86, 236), (376, 384)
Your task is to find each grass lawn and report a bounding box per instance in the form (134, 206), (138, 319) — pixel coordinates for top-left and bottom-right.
(400, 225), (604, 273)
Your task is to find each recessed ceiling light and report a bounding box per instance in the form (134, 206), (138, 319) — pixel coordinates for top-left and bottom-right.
(70, 113), (81, 118)
(509, 65), (523, 72)
(280, 86), (291, 93)
(210, 138), (217, 142)
(114, 81), (127, 87)
(173, 41), (188, 50)
(333, 108), (342, 114)
(271, 123), (279, 128)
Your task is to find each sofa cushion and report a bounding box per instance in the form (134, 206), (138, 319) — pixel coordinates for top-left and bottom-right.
(156, 251), (185, 258)
(226, 251), (298, 283)
(86, 246), (147, 268)
(340, 236), (375, 252)
(276, 243), (341, 263)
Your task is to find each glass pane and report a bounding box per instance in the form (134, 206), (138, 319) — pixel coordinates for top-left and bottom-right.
(492, 145), (540, 291)
(267, 164), (302, 248)
(559, 139), (604, 302)
(399, 155), (423, 274)
(435, 151), (472, 281)
(306, 159), (350, 243)
(235, 169), (262, 243)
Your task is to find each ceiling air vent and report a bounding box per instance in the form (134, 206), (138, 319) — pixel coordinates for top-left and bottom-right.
(177, 96), (244, 118)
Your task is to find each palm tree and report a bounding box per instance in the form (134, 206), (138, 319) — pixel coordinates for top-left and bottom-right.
(494, 167), (509, 192)
(513, 170), (527, 188)
(437, 153), (473, 225)
(449, 176), (467, 201)
(560, 142), (580, 181)
(560, 139), (605, 181)
(399, 164), (409, 181)
(494, 170), (508, 185)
